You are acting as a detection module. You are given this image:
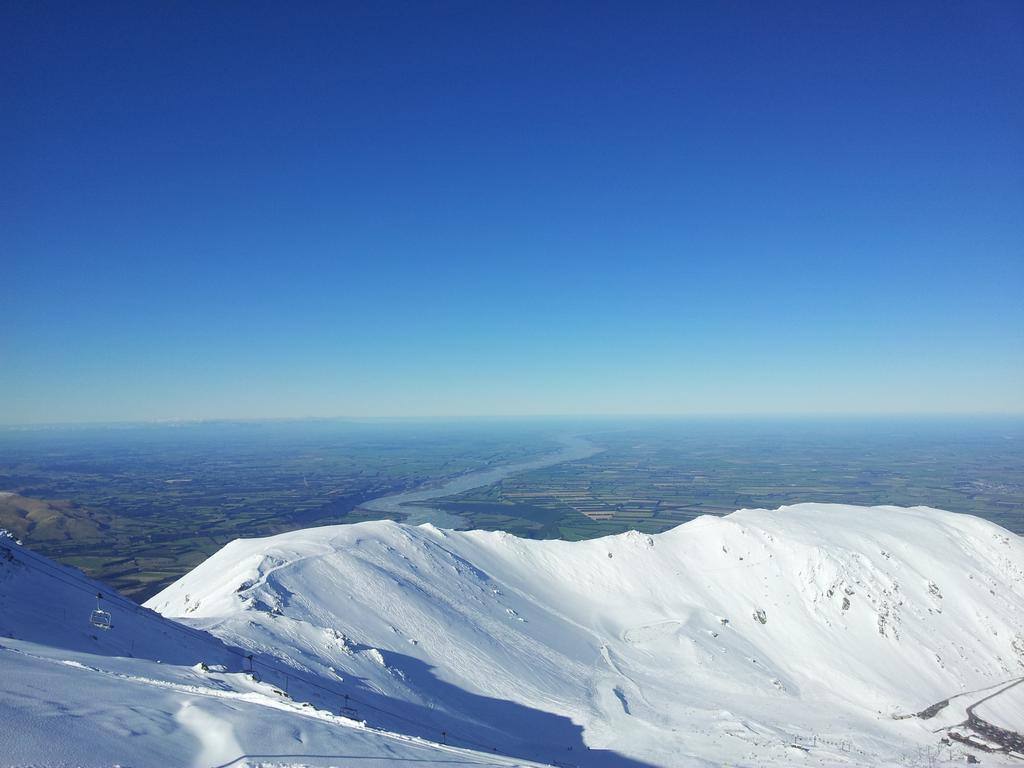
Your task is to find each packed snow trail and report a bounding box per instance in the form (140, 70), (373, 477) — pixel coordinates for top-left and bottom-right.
(0, 640), (544, 768)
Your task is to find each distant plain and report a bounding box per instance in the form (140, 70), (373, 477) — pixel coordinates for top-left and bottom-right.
(0, 417), (1020, 600)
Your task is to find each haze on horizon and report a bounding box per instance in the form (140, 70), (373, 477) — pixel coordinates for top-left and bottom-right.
(2, 2), (1022, 425)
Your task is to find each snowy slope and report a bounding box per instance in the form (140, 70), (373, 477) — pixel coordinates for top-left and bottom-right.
(147, 504), (1024, 767)
(0, 534), (546, 768)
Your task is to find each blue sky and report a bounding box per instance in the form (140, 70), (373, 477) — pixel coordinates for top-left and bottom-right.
(2, 1), (1022, 423)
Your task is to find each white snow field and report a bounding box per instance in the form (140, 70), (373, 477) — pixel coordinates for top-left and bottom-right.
(144, 503), (1024, 767)
(0, 534), (550, 768)
(2, 504), (1022, 767)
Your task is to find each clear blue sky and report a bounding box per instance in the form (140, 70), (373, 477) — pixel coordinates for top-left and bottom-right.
(2, 1), (1022, 423)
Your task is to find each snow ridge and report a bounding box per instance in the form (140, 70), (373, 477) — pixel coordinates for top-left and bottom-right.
(2, 503), (1022, 767)
(146, 503), (1024, 767)
(0, 536), (556, 768)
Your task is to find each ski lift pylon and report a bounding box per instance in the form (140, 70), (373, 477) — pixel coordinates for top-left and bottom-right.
(90, 592), (112, 630)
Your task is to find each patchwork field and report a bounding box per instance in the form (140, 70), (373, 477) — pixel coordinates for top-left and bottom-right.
(1, 419), (1021, 601)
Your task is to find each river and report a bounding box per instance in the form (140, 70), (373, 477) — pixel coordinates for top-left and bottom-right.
(359, 435), (601, 527)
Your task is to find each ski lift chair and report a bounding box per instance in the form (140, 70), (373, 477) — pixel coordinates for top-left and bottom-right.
(340, 694), (358, 718)
(90, 592), (112, 630)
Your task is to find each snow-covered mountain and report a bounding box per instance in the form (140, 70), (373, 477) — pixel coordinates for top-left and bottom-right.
(146, 503), (1024, 767)
(3, 504), (1023, 767)
(0, 533), (552, 768)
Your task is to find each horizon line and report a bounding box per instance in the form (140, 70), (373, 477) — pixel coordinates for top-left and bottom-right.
(2, 411), (1024, 430)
